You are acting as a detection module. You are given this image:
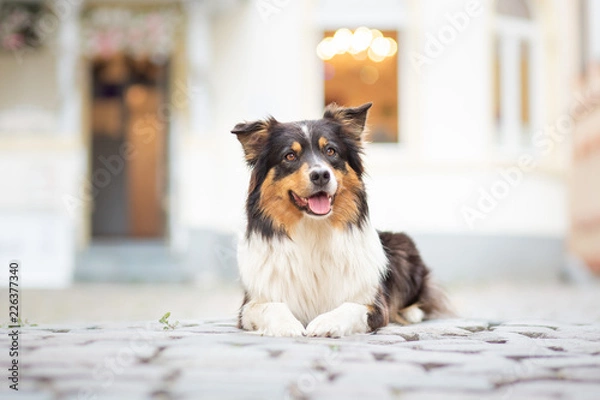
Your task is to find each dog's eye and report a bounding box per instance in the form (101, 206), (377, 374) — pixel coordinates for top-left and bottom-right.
(285, 152), (297, 162)
(326, 147), (336, 157)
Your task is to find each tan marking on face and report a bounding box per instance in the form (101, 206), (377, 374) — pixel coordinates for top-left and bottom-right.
(291, 141), (302, 154)
(318, 137), (329, 150)
(330, 163), (363, 229)
(259, 164), (313, 234)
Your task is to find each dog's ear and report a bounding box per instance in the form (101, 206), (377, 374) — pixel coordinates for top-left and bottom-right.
(323, 102), (372, 140)
(231, 117), (277, 166)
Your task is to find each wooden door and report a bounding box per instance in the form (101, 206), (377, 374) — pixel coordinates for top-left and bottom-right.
(90, 55), (168, 238)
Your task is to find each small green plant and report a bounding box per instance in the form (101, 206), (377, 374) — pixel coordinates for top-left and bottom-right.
(0, 318), (38, 328)
(18, 317), (38, 327)
(158, 312), (179, 330)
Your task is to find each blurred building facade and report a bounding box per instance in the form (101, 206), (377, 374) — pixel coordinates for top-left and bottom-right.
(0, 0), (597, 287)
(571, 0), (600, 277)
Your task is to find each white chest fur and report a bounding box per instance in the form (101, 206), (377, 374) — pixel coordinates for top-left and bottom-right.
(238, 218), (388, 325)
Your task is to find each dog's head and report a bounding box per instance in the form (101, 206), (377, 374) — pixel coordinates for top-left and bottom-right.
(232, 102), (372, 237)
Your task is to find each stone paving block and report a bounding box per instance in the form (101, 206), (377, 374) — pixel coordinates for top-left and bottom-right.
(403, 338), (497, 353)
(504, 380), (600, 400)
(386, 373), (495, 391)
(553, 325), (600, 342)
(490, 325), (560, 339)
(520, 355), (600, 369)
(0, 390), (53, 400)
(535, 338), (600, 355)
(499, 320), (568, 329)
(337, 360), (425, 376)
(25, 366), (96, 381)
(425, 354), (518, 376)
(376, 346), (492, 366)
(557, 366), (600, 381)
(366, 334), (408, 345)
(25, 345), (121, 365)
(309, 381), (392, 400)
(393, 388), (548, 400)
(173, 370), (296, 399)
(465, 330), (526, 343)
(377, 321), (473, 340)
(55, 378), (155, 400)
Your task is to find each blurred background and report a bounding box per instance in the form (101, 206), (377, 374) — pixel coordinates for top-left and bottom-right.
(0, 0), (599, 324)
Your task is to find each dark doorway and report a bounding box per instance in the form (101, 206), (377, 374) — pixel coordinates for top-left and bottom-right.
(90, 55), (169, 238)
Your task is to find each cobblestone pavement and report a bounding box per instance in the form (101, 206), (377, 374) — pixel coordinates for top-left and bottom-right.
(2, 318), (600, 400)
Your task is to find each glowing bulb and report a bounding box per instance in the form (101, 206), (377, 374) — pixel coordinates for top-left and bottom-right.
(316, 37), (336, 60)
(370, 29), (383, 40)
(370, 36), (391, 57)
(332, 28), (352, 54)
(350, 26), (373, 54)
(367, 47), (386, 62)
(386, 37), (398, 56)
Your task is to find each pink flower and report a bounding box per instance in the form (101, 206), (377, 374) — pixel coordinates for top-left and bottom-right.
(2, 33), (25, 50)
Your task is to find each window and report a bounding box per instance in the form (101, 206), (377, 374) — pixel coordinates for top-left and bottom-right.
(318, 28), (399, 143)
(493, 0), (540, 150)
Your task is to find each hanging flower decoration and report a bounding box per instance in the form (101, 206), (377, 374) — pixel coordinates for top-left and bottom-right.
(81, 7), (181, 64)
(0, 2), (49, 52)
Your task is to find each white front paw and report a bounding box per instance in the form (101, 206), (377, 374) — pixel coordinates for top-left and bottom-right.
(260, 317), (306, 337)
(306, 313), (347, 338)
(306, 304), (369, 338)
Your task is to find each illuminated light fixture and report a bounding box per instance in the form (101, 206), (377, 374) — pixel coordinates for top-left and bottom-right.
(370, 29), (383, 40)
(386, 37), (398, 57)
(350, 26), (372, 53)
(370, 36), (391, 57)
(316, 37), (336, 60)
(367, 47), (386, 62)
(317, 27), (398, 61)
(332, 28), (352, 54)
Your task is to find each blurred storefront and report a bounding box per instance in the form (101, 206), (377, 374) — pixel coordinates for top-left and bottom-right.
(0, 0), (597, 287)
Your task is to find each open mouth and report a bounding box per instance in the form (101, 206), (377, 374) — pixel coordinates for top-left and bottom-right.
(290, 191), (333, 216)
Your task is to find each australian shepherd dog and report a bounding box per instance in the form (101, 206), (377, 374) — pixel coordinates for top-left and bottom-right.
(232, 102), (447, 337)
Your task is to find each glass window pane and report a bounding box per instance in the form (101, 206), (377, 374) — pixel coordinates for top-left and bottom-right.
(322, 29), (399, 143)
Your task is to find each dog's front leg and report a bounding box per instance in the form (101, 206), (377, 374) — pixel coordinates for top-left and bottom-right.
(306, 302), (370, 338)
(240, 301), (306, 337)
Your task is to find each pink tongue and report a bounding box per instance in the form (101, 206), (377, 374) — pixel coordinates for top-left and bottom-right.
(307, 193), (331, 215)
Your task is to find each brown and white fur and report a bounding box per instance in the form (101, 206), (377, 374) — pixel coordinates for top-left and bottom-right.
(232, 102), (447, 337)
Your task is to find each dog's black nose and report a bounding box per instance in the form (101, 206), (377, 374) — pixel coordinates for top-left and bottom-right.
(310, 168), (331, 186)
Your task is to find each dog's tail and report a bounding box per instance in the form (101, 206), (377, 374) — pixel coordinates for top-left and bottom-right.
(418, 274), (454, 319)
(378, 231), (454, 323)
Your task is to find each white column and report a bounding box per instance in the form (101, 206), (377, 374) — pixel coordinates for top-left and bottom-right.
(588, 0), (600, 62)
(56, 1), (82, 137)
(499, 35), (521, 151)
(185, 1), (213, 136)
